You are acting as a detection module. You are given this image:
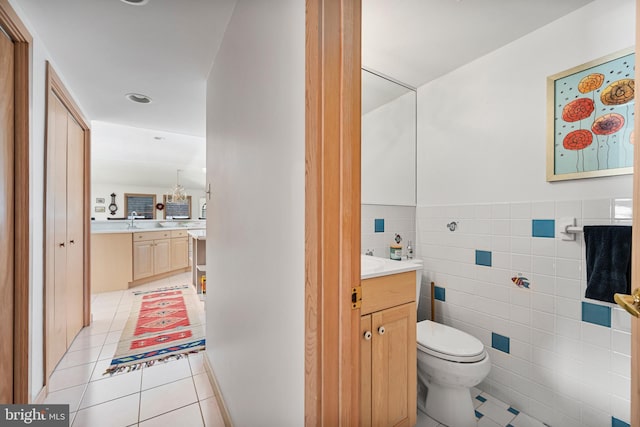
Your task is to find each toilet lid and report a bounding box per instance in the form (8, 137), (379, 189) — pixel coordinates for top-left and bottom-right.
(416, 320), (485, 363)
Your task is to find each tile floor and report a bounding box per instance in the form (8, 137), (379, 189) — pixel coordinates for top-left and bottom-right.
(417, 387), (547, 427)
(43, 272), (222, 427)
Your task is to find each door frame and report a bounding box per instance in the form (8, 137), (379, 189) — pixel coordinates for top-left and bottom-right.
(0, 0), (31, 404)
(305, 0), (362, 424)
(44, 62), (91, 381)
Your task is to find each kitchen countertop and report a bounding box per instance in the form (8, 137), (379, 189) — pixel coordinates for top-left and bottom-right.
(187, 230), (206, 240)
(91, 226), (205, 235)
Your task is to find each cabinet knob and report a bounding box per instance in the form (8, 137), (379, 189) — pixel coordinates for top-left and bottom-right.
(69, 240), (75, 245)
(378, 326), (385, 335)
(58, 242), (65, 248)
(363, 331), (372, 341)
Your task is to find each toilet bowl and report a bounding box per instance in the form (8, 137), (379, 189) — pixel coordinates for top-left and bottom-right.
(416, 320), (491, 427)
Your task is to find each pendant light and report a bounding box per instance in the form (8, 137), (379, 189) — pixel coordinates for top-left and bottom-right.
(167, 169), (188, 203)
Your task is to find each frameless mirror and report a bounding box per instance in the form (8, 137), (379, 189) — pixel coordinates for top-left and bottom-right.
(361, 69), (416, 206)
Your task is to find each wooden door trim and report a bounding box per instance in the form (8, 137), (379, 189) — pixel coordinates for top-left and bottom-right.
(305, 0), (361, 424)
(0, 0), (31, 404)
(632, 2), (640, 423)
(44, 62), (91, 381)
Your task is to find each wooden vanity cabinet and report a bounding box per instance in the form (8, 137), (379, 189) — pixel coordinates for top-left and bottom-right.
(360, 271), (417, 427)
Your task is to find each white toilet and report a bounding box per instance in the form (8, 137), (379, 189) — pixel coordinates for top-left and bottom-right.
(416, 320), (491, 427)
(411, 261), (490, 427)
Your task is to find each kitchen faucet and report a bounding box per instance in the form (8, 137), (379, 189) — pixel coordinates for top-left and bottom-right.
(129, 211), (138, 229)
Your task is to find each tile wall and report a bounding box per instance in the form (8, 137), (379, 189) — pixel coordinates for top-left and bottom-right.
(416, 198), (632, 427)
(361, 204), (416, 259)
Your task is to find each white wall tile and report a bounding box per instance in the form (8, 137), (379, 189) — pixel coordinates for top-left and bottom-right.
(556, 239), (582, 260)
(531, 238), (555, 257)
(612, 308), (631, 332)
(556, 317), (580, 339)
(491, 203), (510, 219)
(611, 352), (630, 378)
(532, 201), (555, 218)
(532, 256), (555, 277)
(610, 374), (630, 400)
(510, 202), (532, 219)
(556, 258), (582, 280)
(613, 198), (632, 220)
(582, 199), (612, 219)
(491, 219), (511, 236)
(612, 330), (631, 356)
(532, 292), (555, 314)
(531, 274), (555, 295)
(510, 237), (531, 255)
(532, 310), (554, 333)
(556, 200), (582, 220)
(511, 254), (531, 273)
(611, 395), (631, 426)
(581, 322), (611, 349)
(491, 235), (511, 252)
(510, 288), (531, 308)
(511, 219), (531, 237)
(555, 296), (581, 320)
(555, 277), (580, 299)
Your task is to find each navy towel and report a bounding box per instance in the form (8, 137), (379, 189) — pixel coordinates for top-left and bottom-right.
(584, 225), (632, 303)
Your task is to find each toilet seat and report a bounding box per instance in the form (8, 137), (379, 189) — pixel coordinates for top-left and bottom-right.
(417, 320), (486, 363)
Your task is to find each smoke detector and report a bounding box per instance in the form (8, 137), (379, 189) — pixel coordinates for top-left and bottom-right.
(126, 93), (152, 104)
(120, 0), (149, 5)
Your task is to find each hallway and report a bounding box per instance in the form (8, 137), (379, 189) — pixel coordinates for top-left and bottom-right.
(43, 273), (222, 427)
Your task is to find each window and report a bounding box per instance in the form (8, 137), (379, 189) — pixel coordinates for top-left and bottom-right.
(163, 195), (192, 219)
(124, 193), (156, 219)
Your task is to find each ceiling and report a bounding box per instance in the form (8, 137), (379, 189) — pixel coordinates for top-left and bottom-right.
(13, 0), (594, 189)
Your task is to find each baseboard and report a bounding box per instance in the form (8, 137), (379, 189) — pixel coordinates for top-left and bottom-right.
(32, 385), (47, 404)
(202, 352), (234, 427)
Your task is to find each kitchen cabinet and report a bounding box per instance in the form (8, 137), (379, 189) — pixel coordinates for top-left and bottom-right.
(132, 230), (189, 283)
(91, 233), (132, 293)
(360, 271), (416, 427)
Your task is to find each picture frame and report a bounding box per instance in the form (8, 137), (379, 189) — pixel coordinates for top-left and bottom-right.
(546, 48), (635, 181)
(95, 197), (105, 204)
(94, 206), (106, 213)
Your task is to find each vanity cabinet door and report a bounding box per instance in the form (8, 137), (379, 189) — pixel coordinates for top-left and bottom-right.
(371, 302), (416, 427)
(153, 238), (172, 275)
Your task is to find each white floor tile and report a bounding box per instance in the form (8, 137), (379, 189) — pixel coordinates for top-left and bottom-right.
(139, 377), (198, 421)
(477, 400), (517, 426)
(98, 342), (118, 361)
(199, 397), (225, 427)
(141, 358), (192, 391)
(57, 346), (103, 370)
(44, 384), (86, 413)
(69, 333), (108, 352)
(139, 403), (204, 427)
(477, 416), (502, 427)
(48, 362), (96, 392)
(193, 373), (214, 400)
(188, 352), (206, 375)
(90, 359), (124, 382)
(104, 330), (124, 345)
(416, 409), (440, 427)
(79, 369), (142, 409)
(510, 412), (547, 427)
(73, 393), (139, 427)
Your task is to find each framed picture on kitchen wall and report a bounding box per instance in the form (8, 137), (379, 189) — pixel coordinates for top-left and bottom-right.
(546, 48), (635, 181)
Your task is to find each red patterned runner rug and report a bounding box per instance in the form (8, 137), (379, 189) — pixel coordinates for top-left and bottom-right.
(105, 285), (205, 375)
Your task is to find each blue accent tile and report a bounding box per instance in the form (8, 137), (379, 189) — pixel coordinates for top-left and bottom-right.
(508, 407), (520, 416)
(582, 301), (612, 328)
(475, 250), (492, 267)
(491, 332), (510, 354)
(475, 395), (487, 403)
(374, 218), (384, 233)
(434, 286), (446, 302)
(612, 417), (631, 427)
(475, 410), (483, 419)
(532, 219), (555, 238)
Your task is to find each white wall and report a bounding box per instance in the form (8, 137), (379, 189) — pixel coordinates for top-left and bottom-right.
(362, 204), (416, 259)
(91, 184), (205, 221)
(417, 0), (635, 206)
(416, 1), (635, 425)
(205, 0), (304, 425)
(8, 0), (90, 401)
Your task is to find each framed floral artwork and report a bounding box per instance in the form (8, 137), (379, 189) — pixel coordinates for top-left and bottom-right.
(547, 48), (635, 181)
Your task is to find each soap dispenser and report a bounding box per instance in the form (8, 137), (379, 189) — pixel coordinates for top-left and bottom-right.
(407, 240), (413, 259)
(390, 233), (402, 260)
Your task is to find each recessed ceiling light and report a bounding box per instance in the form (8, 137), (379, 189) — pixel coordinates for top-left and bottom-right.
(120, 0), (149, 5)
(126, 93), (152, 104)
(153, 136), (164, 141)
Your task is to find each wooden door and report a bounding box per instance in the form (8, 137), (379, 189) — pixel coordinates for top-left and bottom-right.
(171, 237), (189, 270)
(371, 303), (416, 427)
(360, 315), (372, 427)
(0, 27), (14, 403)
(133, 241), (154, 280)
(153, 239), (172, 275)
(47, 95), (69, 376)
(66, 114), (84, 344)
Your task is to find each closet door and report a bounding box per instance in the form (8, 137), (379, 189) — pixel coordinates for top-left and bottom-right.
(49, 95), (69, 372)
(66, 114), (84, 344)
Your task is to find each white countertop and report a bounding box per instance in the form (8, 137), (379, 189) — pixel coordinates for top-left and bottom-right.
(91, 219), (206, 235)
(92, 226), (205, 235)
(188, 230), (206, 240)
(361, 255), (422, 279)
